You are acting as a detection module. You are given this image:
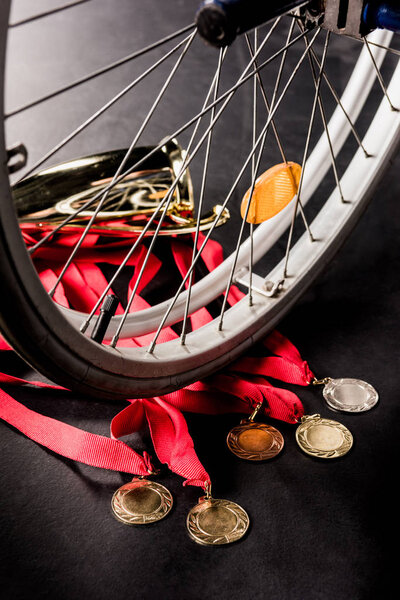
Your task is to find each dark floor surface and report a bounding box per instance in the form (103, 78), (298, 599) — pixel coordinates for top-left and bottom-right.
(0, 2), (399, 599)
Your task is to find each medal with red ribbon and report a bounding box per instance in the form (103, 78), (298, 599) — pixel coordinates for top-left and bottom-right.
(230, 329), (378, 414)
(0, 227), (376, 543)
(230, 329), (380, 459)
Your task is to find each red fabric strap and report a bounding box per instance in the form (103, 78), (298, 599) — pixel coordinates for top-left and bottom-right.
(0, 372), (211, 487)
(158, 375), (303, 424)
(111, 397), (210, 487)
(0, 385), (152, 475)
(0, 232), (308, 490)
(230, 330), (315, 386)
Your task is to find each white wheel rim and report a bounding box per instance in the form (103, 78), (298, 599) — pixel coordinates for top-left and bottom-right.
(59, 29), (398, 341)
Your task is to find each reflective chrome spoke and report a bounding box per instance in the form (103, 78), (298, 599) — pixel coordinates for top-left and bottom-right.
(79, 191), (174, 335)
(246, 34), (289, 162)
(304, 40), (370, 157)
(6, 23), (196, 118)
(19, 32), (195, 183)
(265, 18), (315, 239)
(29, 19), (305, 255)
(180, 48), (225, 345)
(29, 44), (227, 258)
(218, 127), (267, 331)
(2, 0), (399, 395)
(245, 30), (314, 241)
(283, 29), (329, 279)
(147, 28), (320, 350)
(304, 31), (346, 203)
(364, 38), (398, 111)
(357, 39), (400, 58)
(148, 130), (267, 352)
(49, 30), (197, 298)
(9, 1), (93, 27)
(248, 29), (258, 308)
(80, 47), (228, 335)
(110, 181), (187, 348)
(270, 19), (296, 109)
(110, 23), (286, 347)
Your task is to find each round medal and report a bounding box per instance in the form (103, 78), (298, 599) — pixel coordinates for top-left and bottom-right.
(111, 478), (173, 525)
(322, 378), (378, 413)
(296, 414), (353, 459)
(187, 497), (249, 546)
(227, 422), (284, 461)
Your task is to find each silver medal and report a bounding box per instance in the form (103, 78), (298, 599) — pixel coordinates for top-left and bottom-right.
(322, 378), (378, 413)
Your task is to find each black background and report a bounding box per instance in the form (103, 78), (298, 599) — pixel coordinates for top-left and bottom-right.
(1, 1), (399, 599)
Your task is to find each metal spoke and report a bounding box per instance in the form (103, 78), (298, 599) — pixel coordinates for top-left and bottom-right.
(110, 23), (285, 348)
(304, 31), (346, 203)
(283, 30), (330, 279)
(270, 18), (296, 110)
(245, 30), (314, 241)
(303, 37), (370, 157)
(9, 1), (93, 27)
(49, 30), (197, 298)
(148, 132), (266, 352)
(6, 23), (195, 118)
(219, 122), (267, 331)
(110, 177), (190, 348)
(364, 38), (398, 111)
(18, 32), (195, 183)
(245, 33), (286, 163)
(248, 29), (258, 308)
(219, 26), (321, 328)
(147, 28), (320, 351)
(264, 17), (315, 239)
(180, 48), (225, 345)
(29, 25), (309, 255)
(356, 39), (400, 58)
(80, 47), (228, 335)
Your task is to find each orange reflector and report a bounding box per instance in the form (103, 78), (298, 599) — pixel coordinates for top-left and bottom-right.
(241, 161), (302, 224)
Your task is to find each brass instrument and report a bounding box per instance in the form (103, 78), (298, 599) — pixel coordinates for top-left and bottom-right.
(13, 139), (229, 240)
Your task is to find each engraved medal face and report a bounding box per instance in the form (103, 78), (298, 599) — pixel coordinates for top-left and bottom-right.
(323, 378), (378, 413)
(111, 478), (173, 525)
(187, 498), (249, 546)
(296, 414), (353, 459)
(227, 422), (284, 461)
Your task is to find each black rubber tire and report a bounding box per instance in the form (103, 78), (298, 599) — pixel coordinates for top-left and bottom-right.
(1, 2), (398, 400)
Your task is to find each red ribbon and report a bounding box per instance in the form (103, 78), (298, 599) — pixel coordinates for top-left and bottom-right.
(0, 231), (311, 490)
(0, 382), (153, 476)
(111, 397), (209, 487)
(230, 330), (315, 386)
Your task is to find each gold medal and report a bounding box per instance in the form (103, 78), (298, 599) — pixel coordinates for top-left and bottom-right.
(111, 478), (173, 525)
(187, 483), (249, 546)
(227, 403), (284, 461)
(296, 414), (353, 459)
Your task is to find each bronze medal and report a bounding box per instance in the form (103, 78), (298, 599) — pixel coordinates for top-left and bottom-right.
(187, 494), (249, 546)
(227, 402), (284, 461)
(111, 478), (173, 525)
(296, 414), (353, 459)
(227, 422), (284, 461)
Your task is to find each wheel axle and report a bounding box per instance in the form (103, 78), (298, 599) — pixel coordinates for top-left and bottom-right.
(195, 0), (308, 47)
(195, 0), (400, 47)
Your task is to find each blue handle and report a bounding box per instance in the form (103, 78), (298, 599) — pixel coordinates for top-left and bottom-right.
(196, 0), (308, 47)
(363, 1), (400, 33)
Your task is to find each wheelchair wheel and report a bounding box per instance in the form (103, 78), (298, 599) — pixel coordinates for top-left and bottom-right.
(0, 0), (399, 398)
